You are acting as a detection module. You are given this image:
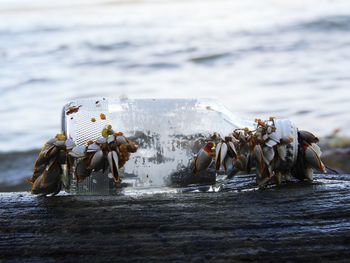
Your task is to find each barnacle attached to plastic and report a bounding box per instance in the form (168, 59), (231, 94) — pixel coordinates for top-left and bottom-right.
(192, 118), (327, 187)
(29, 126), (138, 196)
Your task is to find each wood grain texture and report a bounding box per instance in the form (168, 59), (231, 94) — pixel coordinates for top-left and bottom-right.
(1, 174), (350, 262)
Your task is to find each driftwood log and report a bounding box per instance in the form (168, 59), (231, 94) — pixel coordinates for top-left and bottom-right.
(1, 174), (350, 262)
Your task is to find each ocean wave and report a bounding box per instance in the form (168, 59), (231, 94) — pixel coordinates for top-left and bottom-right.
(189, 52), (231, 64)
(187, 39), (308, 65)
(84, 41), (134, 51)
(295, 15), (350, 32)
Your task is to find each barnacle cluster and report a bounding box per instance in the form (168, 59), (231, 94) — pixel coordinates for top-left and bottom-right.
(29, 125), (138, 196)
(193, 118), (326, 187)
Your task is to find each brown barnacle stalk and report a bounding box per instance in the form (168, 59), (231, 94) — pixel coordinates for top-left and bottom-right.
(193, 118), (328, 188)
(118, 144), (130, 163)
(29, 126), (138, 196)
(29, 134), (75, 196)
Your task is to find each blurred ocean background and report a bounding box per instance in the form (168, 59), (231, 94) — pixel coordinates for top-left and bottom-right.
(1, 0), (350, 188)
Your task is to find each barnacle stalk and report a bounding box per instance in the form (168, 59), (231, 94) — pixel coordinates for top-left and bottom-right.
(29, 126), (138, 196)
(192, 118), (327, 187)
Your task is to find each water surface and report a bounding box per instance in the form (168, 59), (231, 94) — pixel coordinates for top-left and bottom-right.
(1, 0), (350, 186)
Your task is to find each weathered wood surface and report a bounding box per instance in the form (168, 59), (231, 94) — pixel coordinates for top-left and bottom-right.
(1, 174), (350, 262)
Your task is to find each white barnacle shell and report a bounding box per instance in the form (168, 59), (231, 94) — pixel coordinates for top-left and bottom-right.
(45, 138), (57, 146)
(54, 140), (66, 147)
(269, 130), (281, 143)
(215, 142), (228, 171)
(96, 137), (107, 145)
(310, 143), (322, 156)
(265, 139), (278, 148)
(304, 143), (326, 173)
(107, 150), (120, 179)
(65, 139), (76, 150)
(107, 135), (116, 144)
(116, 136), (128, 145)
(69, 145), (87, 158)
(87, 143), (101, 153)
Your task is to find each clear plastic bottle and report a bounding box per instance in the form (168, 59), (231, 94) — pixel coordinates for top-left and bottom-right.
(61, 98), (253, 195)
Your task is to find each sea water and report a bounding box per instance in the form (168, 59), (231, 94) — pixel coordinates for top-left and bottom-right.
(1, 0), (350, 188)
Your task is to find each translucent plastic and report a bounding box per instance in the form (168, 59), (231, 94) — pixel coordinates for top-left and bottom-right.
(62, 98), (253, 194)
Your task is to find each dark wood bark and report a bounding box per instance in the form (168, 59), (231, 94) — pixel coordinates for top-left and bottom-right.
(1, 174), (350, 262)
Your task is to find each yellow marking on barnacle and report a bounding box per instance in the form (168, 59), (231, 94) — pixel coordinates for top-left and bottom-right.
(102, 125), (113, 137)
(56, 134), (66, 141)
(100, 113), (107, 120)
(102, 128), (109, 138)
(91, 117), (96, 122)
